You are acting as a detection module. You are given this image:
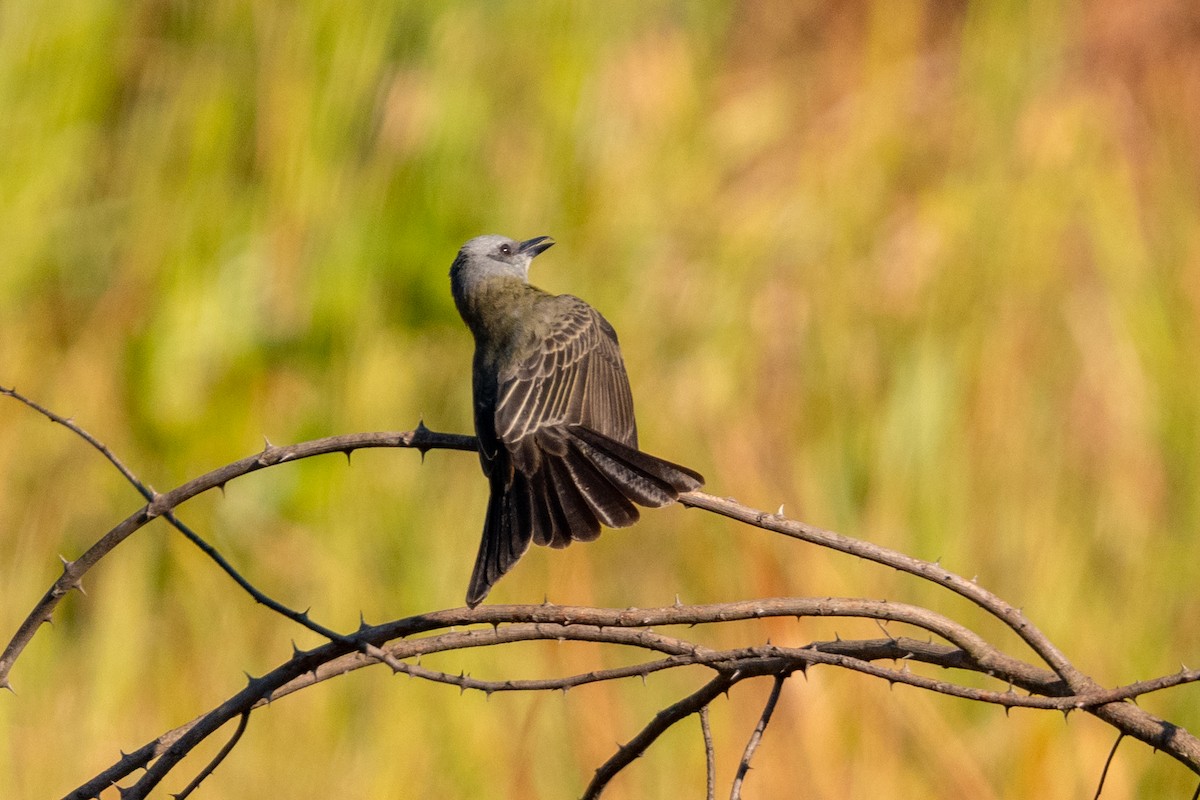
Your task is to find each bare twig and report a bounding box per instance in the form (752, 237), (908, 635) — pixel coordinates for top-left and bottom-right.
(174, 712), (250, 800)
(0, 386), (415, 675)
(583, 672), (741, 800)
(1, 386), (152, 494)
(1093, 733), (1123, 800)
(0, 420), (470, 686)
(731, 673), (786, 800)
(700, 705), (716, 800)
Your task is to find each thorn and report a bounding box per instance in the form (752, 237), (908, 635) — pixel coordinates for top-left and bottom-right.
(359, 613), (371, 632)
(777, 504), (785, 516)
(256, 437), (278, 466)
(415, 419), (432, 460)
(1061, 708), (1072, 722)
(291, 640), (304, 658)
(58, 554), (74, 571)
(217, 482), (227, 496)
(344, 449), (353, 465)
(673, 593), (682, 607)
(0, 677), (14, 695)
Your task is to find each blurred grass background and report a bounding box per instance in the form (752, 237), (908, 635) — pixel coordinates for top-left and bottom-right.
(2, 1), (1199, 797)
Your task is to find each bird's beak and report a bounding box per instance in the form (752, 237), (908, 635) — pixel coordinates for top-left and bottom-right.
(518, 236), (555, 257)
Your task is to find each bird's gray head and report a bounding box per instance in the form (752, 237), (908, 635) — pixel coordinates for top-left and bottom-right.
(451, 235), (556, 340)
(450, 234), (555, 308)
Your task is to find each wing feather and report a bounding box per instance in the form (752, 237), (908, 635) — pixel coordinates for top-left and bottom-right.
(496, 296), (636, 457)
(466, 292), (704, 606)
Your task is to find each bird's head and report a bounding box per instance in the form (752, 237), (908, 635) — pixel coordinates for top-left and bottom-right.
(450, 234), (555, 288)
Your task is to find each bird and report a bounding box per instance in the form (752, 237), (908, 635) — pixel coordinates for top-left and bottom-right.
(449, 234), (705, 607)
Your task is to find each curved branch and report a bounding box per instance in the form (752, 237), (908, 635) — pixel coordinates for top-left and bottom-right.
(67, 603), (1200, 796)
(4, 394), (1198, 789)
(0, 425), (472, 686)
(678, 492), (1078, 683)
(675, 493), (1200, 771)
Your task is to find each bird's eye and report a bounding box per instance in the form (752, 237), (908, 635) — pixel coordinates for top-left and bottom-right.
(499, 244), (512, 256)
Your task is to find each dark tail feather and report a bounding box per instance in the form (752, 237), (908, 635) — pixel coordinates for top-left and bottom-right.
(465, 477), (535, 608)
(525, 470), (560, 548)
(466, 431), (704, 606)
(568, 426), (704, 506)
(560, 445), (641, 531)
(544, 457), (602, 546)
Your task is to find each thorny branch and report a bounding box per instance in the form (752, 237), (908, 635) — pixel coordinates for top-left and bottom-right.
(0, 388), (413, 674)
(2, 386), (1200, 798)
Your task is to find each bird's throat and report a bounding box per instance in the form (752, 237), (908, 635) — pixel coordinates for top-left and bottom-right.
(456, 276), (540, 352)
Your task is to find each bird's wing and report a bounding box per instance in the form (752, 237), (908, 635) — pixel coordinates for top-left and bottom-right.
(467, 293), (704, 605)
(494, 295), (637, 460)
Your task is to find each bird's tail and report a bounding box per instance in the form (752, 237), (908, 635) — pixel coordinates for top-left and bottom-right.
(465, 427), (704, 607)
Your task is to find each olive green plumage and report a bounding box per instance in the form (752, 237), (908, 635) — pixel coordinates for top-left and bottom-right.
(449, 234), (704, 607)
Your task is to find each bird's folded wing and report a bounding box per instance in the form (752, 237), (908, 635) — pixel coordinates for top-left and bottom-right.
(494, 295), (637, 465)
